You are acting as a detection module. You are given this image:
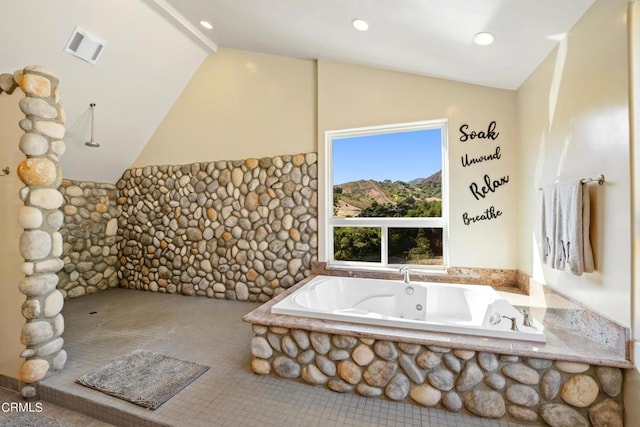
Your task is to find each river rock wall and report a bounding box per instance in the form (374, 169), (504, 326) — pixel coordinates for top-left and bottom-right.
(57, 179), (120, 298)
(115, 153), (318, 301)
(8, 66), (68, 395)
(250, 326), (623, 426)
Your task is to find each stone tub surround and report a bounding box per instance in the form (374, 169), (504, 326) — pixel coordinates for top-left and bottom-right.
(246, 276), (630, 367)
(244, 276), (630, 425)
(57, 180), (121, 299)
(115, 153), (318, 301)
(6, 66), (68, 396)
(312, 262), (629, 357)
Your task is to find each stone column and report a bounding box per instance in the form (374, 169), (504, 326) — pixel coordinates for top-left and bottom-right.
(9, 66), (67, 398)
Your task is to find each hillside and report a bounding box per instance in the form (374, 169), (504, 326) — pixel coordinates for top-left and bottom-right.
(334, 171), (441, 217)
(409, 171), (442, 187)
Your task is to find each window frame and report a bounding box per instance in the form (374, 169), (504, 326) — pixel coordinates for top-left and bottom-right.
(324, 119), (449, 270)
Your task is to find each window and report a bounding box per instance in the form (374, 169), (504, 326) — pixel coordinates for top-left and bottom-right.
(325, 120), (447, 269)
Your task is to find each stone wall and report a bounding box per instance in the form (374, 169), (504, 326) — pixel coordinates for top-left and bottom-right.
(115, 153), (318, 301)
(250, 326), (623, 426)
(57, 179), (120, 298)
(8, 66), (68, 395)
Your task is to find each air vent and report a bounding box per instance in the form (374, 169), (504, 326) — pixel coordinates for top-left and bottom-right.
(64, 26), (106, 65)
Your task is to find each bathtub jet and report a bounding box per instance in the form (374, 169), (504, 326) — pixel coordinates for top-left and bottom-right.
(271, 275), (545, 343)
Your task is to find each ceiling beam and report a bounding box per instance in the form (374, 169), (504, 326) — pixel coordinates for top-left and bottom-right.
(143, 0), (217, 53)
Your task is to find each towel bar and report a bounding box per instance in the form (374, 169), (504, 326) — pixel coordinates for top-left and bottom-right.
(538, 174), (604, 191)
(581, 174), (605, 185)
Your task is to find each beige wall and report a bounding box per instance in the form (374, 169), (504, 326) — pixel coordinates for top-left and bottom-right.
(136, 47), (520, 270)
(317, 60), (519, 269)
(0, 92), (26, 377)
(133, 47), (317, 167)
(516, 0), (630, 326)
(628, 1), (640, 423)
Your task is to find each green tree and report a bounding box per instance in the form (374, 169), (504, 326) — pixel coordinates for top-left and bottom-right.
(407, 200), (441, 218)
(334, 227), (381, 262)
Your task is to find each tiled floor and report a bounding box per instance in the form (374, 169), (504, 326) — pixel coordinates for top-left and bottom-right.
(28, 288), (533, 426)
(0, 386), (112, 426)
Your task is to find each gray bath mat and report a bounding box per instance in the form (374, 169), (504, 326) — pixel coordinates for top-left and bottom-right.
(76, 349), (209, 409)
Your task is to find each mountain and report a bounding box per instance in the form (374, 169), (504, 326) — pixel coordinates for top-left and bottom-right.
(333, 171), (441, 217)
(410, 170), (442, 187)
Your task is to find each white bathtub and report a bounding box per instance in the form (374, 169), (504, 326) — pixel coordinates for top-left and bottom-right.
(271, 275), (546, 343)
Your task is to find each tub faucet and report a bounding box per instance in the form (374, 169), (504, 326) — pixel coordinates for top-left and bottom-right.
(521, 309), (533, 328)
(502, 316), (519, 331)
(399, 267), (410, 283)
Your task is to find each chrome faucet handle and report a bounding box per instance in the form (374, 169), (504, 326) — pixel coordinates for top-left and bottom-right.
(399, 266), (410, 283)
(521, 309), (533, 327)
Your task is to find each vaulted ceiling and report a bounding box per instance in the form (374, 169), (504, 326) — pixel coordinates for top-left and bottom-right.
(2, 0), (595, 183)
(2, 1), (208, 183)
(162, 0), (595, 90)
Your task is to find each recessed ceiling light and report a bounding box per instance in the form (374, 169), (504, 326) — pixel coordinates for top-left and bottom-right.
(473, 32), (495, 46)
(200, 20), (213, 30)
(352, 19), (369, 31)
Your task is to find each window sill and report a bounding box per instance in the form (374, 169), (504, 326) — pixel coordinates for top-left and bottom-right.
(310, 261), (524, 291)
(312, 262), (448, 283)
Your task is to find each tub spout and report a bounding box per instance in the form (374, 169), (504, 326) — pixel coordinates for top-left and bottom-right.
(399, 267), (410, 283)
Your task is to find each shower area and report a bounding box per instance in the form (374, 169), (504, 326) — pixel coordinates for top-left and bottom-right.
(0, 64), (319, 396)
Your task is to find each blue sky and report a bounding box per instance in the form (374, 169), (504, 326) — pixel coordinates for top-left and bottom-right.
(332, 128), (442, 185)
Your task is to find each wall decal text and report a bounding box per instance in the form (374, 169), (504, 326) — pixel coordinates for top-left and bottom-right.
(469, 174), (509, 200)
(461, 146), (501, 167)
(462, 206), (503, 225)
(459, 121), (500, 142)
(459, 120), (507, 226)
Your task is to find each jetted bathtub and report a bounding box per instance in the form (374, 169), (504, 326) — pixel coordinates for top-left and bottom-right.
(271, 275), (545, 343)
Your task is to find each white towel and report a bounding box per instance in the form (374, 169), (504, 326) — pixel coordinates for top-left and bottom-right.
(540, 180), (594, 275)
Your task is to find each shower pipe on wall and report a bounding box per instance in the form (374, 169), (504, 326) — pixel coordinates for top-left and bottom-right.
(84, 103), (99, 148)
